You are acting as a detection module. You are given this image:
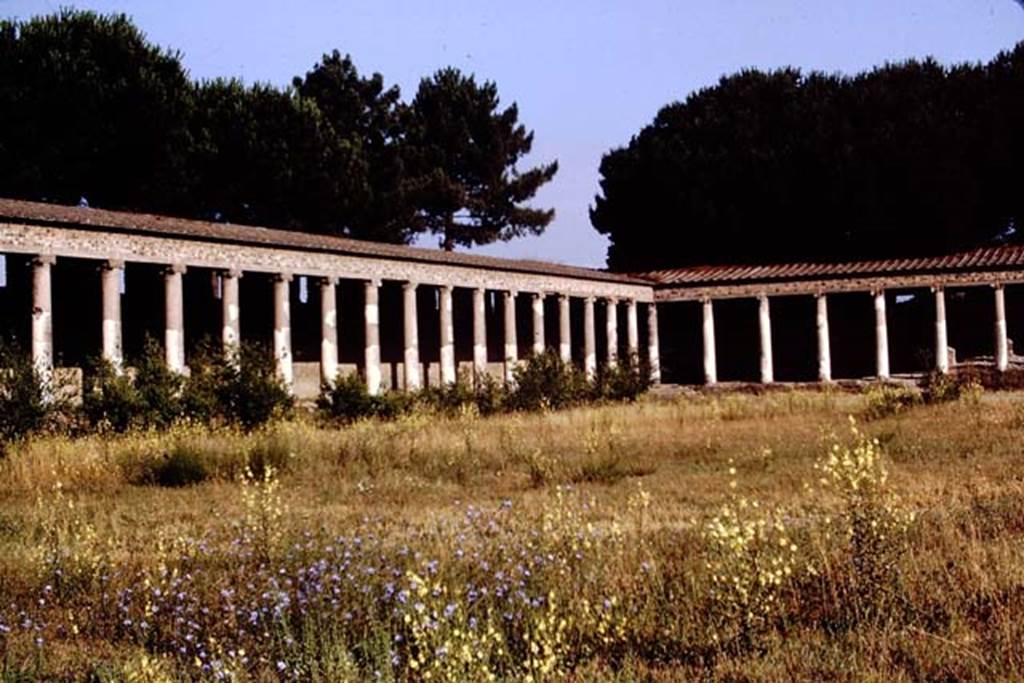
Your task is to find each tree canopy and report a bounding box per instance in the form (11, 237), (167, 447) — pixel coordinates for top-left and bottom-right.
(405, 68), (559, 250)
(591, 48), (1024, 272)
(0, 10), (557, 248)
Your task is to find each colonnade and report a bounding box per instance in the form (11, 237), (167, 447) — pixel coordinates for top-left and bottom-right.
(698, 285), (1014, 385)
(24, 255), (661, 395)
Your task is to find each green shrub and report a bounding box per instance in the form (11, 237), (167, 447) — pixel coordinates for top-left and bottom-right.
(149, 444), (211, 487)
(217, 344), (294, 430)
(81, 357), (141, 432)
(180, 340), (228, 423)
(508, 350), (589, 411)
(922, 370), (963, 404)
(596, 352), (652, 402)
(81, 338), (181, 432)
(0, 341), (54, 447)
(317, 372), (380, 423)
(133, 337), (184, 429)
(419, 371), (508, 417)
(862, 383), (921, 420)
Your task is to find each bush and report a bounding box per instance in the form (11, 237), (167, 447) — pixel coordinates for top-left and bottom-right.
(81, 357), (141, 432)
(133, 337), (185, 429)
(0, 341), (55, 447)
(508, 350), (589, 412)
(81, 338), (182, 432)
(419, 370), (508, 417)
(317, 372), (380, 423)
(148, 444), (211, 487)
(214, 344), (293, 430)
(596, 352), (652, 402)
(862, 383), (921, 420)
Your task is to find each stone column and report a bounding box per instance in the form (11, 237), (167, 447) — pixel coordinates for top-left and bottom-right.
(472, 288), (487, 379)
(647, 303), (661, 384)
(99, 260), (124, 371)
(221, 269), (242, 359)
(531, 293), (545, 355)
(995, 284), (1009, 372)
(605, 298), (619, 368)
(626, 299), (640, 361)
(816, 293), (832, 382)
(31, 255), (55, 376)
(439, 285), (456, 385)
(273, 273), (293, 391)
(583, 296), (597, 379)
(364, 280), (382, 396)
(758, 294), (774, 384)
(933, 286), (949, 374)
(702, 298), (717, 385)
(503, 290), (518, 383)
(320, 277), (339, 385)
(163, 263), (186, 373)
(873, 289), (890, 380)
(402, 282), (421, 391)
(558, 294), (571, 362)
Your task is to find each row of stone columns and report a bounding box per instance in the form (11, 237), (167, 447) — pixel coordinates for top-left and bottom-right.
(24, 255), (658, 395)
(701, 286), (1014, 385)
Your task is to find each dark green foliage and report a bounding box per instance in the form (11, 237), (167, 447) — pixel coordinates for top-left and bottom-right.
(317, 372), (381, 424)
(82, 338), (182, 432)
(593, 51), (1024, 271)
(317, 372), (418, 423)
(133, 338), (184, 429)
(81, 357), (141, 433)
(84, 339), (291, 432)
(418, 371), (508, 417)
(404, 68), (559, 250)
(1, 11), (552, 251)
(148, 444), (211, 487)
(507, 350), (589, 412)
(596, 352), (653, 402)
(215, 344), (294, 430)
(0, 342), (53, 447)
(0, 9), (194, 215)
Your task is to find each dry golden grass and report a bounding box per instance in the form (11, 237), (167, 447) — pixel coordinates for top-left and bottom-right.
(1, 389), (1023, 680)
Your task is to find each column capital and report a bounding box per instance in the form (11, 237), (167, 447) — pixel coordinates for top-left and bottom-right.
(992, 281), (1005, 291)
(31, 254), (56, 266)
(504, 289), (518, 299)
(163, 263), (186, 276)
(100, 259), (125, 271)
(871, 287), (885, 297)
(757, 292), (770, 303)
(222, 268), (243, 279)
(605, 296), (619, 306)
(930, 283), (944, 293)
(403, 280), (419, 292)
(365, 278), (382, 288)
(273, 272), (293, 283)
(439, 283), (453, 294)
(815, 290), (828, 299)
(319, 275), (338, 286)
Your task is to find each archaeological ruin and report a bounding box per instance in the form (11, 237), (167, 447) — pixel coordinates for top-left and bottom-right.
(0, 198), (1020, 396)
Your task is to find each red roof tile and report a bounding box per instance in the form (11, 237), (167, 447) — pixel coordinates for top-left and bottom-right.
(637, 244), (1024, 287)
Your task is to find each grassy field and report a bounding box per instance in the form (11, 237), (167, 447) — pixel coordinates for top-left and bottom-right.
(1, 388), (1023, 680)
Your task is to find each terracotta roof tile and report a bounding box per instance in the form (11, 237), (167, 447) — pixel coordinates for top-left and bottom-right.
(637, 244), (1024, 287)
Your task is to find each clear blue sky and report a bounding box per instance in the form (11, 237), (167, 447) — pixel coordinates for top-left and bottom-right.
(4, 1), (1024, 267)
